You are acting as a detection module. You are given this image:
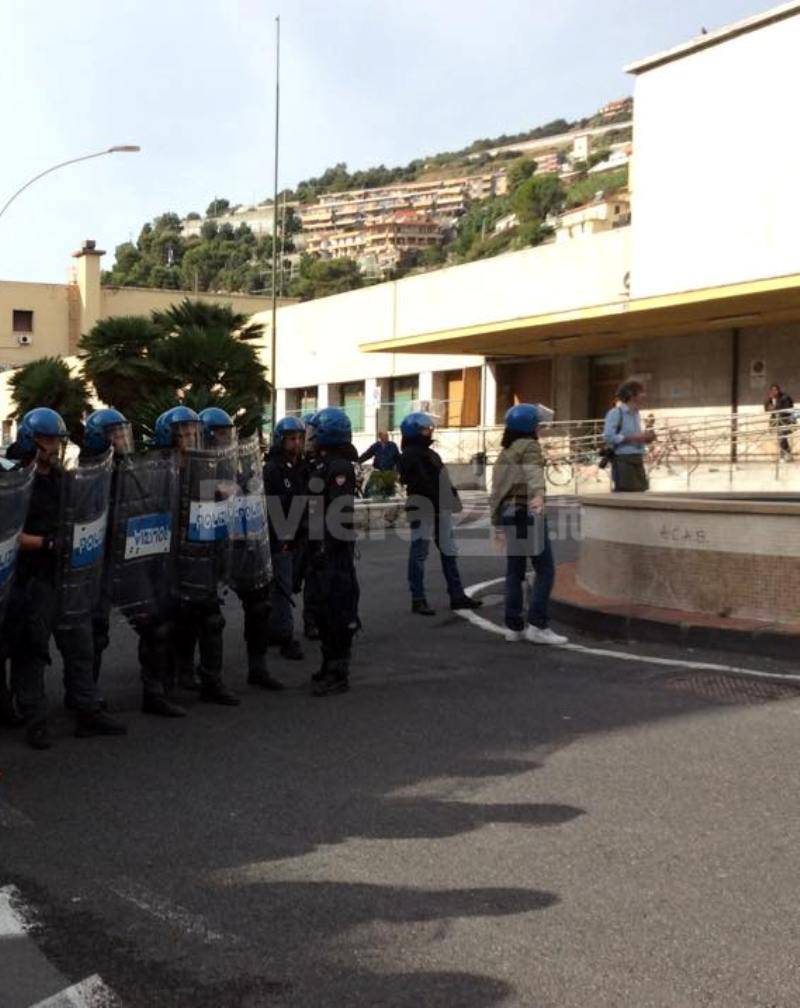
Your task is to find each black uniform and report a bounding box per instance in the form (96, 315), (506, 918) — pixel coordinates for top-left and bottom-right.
(264, 445), (308, 646)
(305, 443), (360, 695)
(87, 454), (180, 712)
(6, 461), (63, 725)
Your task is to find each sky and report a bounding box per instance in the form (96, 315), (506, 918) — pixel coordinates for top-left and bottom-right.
(0, 0), (764, 283)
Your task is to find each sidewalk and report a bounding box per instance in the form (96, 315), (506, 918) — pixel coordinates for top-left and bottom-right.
(550, 561), (800, 660)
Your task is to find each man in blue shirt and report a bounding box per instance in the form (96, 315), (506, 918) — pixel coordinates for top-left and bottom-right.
(602, 380), (655, 492)
(359, 430), (400, 498)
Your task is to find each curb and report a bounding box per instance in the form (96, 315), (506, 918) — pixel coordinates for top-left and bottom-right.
(550, 567), (800, 662)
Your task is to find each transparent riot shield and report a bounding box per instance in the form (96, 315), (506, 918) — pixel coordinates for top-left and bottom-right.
(230, 434), (271, 592)
(0, 464), (35, 626)
(175, 443), (237, 602)
(57, 451), (114, 626)
(106, 452), (179, 621)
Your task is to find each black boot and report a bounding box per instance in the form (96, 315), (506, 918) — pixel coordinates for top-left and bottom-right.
(177, 667), (202, 692)
(200, 680), (241, 706)
(412, 598), (436, 616)
(141, 693), (187, 718)
(450, 595), (483, 611)
(247, 655), (284, 691)
(75, 710), (127, 737)
(26, 718), (52, 750)
(311, 661), (349, 697)
(0, 690), (24, 728)
(279, 639), (304, 661)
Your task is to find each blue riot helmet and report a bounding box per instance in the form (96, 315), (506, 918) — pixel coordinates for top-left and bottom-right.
(275, 415), (305, 439)
(504, 404), (541, 435)
(308, 407), (352, 447)
(154, 405), (202, 451)
(399, 411), (436, 439)
(16, 407), (68, 460)
(198, 406), (236, 448)
(84, 408), (133, 456)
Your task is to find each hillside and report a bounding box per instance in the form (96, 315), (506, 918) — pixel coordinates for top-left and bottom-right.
(103, 98), (632, 299)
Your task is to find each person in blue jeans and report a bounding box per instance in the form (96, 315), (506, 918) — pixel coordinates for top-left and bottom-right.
(490, 404), (567, 645)
(398, 411), (482, 617)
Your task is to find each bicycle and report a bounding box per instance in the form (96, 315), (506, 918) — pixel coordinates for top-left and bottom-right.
(645, 426), (701, 477)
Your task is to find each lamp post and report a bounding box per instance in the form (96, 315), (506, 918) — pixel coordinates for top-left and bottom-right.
(0, 145), (141, 221)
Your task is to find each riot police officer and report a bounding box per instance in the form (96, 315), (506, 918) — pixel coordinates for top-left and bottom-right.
(0, 452), (31, 727)
(304, 407), (360, 697)
(398, 411), (482, 617)
(190, 407), (282, 692)
(163, 406), (240, 705)
(79, 408), (186, 718)
(265, 415), (308, 659)
(6, 409), (124, 747)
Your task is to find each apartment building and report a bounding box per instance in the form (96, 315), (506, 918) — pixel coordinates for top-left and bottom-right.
(181, 201), (299, 239)
(296, 171), (507, 275)
(305, 212), (442, 275)
(556, 192), (631, 242)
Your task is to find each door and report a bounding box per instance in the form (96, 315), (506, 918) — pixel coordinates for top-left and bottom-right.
(590, 354), (627, 419)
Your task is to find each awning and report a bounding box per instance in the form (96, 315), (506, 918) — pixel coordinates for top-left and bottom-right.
(359, 272), (800, 358)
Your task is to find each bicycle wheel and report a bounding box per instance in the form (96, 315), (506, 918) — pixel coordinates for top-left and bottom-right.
(665, 441), (701, 476)
(546, 458), (574, 487)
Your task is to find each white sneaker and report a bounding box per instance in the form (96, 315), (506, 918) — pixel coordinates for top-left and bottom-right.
(505, 629), (525, 642)
(524, 626), (568, 645)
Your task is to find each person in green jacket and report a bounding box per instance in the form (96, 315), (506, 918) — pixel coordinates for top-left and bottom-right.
(490, 404), (567, 645)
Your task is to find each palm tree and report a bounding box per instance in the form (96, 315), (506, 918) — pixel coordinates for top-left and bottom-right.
(9, 357), (93, 441)
(80, 300), (270, 441)
(149, 299), (269, 435)
(152, 298), (264, 342)
(80, 315), (167, 418)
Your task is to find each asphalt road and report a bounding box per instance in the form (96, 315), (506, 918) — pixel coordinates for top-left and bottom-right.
(2, 502), (800, 1007)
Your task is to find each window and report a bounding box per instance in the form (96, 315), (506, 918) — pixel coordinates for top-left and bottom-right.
(12, 310), (33, 333)
(330, 381), (365, 432)
(285, 386), (318, 417)
(378, 375), (419, 431)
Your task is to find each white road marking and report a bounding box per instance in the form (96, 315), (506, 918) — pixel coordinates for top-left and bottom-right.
(30, 974), (123, 1008)
(456, 577), (800, 686)
(109, 878), (236, 944)
(0, 883), (27, 936)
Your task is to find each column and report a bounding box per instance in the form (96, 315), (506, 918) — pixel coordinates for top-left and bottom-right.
(317, 384), (329, 410)
(481, 361), (498, 428)
(418, 371), (433, 411)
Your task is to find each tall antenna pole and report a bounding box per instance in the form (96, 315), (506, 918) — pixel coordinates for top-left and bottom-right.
(270, 15), (281, 432)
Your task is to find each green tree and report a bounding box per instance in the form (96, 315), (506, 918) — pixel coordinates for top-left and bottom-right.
(511, 173), (565, 222)
(9, 357), (92, 439)
(507, 156), (538, 192)
(79, 316), (167, 417)
(206, 198), (230, 217)
(288, 256), (364, 301)
(564, 167), (628, 209)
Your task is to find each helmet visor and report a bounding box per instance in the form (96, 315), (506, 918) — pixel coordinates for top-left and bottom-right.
(207, 425), (235, 448)
(106, 421), (134, 456)
(172, 420), (202, 452)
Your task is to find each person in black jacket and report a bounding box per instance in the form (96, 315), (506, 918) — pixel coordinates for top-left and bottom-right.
(764, 384), (795, 461)
(6, 409), (125, 747)
(304, 408), (360, 696)
(398, 412), (482, 617)
(264, 416), (308, 659)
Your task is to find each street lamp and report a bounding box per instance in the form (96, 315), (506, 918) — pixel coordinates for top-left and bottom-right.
(0, 145), (141, 221)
